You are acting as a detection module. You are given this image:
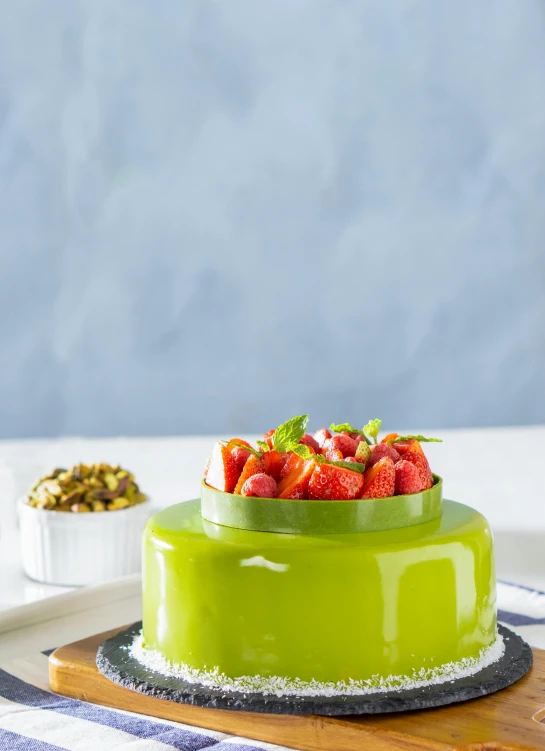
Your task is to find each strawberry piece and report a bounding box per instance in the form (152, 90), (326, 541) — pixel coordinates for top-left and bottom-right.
(264, 429), (276, 449)
(329, 434), (358, 458)
(308, 463), (364, 500)
(261, 449), (284, 481)
(314, 428), (332, 449)
(231, 446), (252, 472)
(206, 442), (241, 493)
(344, 456), (358, 462)
(234, 454), (264, 494)
(325, 447), (344, 462)
(278, 459), (316, 499)
(355, 441), (371, 465)
(227, 438), (254, 471)
(227, 437), (252, 449)
(392, 439), (413, 455)
(241, 473), (277, 498)
(300, 433), (320, 452)
(320, 440), (331, 456)
(279, 452), (304, 480)
(403, 441), (434, 489)
(352, 434), (366, 445)
(368, 443), (400, 467)
(360, 457), (395, 499)
(395, 460), (424, 496)
(381, 433), (399, 444)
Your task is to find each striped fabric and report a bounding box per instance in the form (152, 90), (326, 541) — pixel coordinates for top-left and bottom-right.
(0, 580), (543, 751)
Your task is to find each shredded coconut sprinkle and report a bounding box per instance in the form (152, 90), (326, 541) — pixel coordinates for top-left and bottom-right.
(129, 631), (505, 698)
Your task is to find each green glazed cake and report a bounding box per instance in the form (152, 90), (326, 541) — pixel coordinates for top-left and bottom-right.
(138, 419), (499, 695)
(140, 495), (497, 692)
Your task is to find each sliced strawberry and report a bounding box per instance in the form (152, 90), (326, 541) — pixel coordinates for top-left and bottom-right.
(279, 452), (304, 481)
(395, 460), (425, 496)
(206, 442), (240, 493)
(308, 463), (364, 500)
(368, 443), (400, 467)
(313, 428), (332, 449)
(261, 449), (284, 481)
(403, 441), (434, 489)
(329, 434), (358, 458)
(300, 433), (320, 452)
(360, 457), (395, 499)
(278, 459), (316, 499)
(234, 454), (264, 494)
(392, 439), (413, 455)
(264, 429), (276, 449)
(325, 447), (344, 462)
(231, 446), (252, 472)
(227, 437), (252, 449)
(381, 433), (399, 444)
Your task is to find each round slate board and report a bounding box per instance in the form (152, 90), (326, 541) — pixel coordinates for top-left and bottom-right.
(96, 623), (532, 716)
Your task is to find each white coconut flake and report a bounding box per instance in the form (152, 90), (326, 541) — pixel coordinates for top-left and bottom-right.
(128, 631), (505, 698)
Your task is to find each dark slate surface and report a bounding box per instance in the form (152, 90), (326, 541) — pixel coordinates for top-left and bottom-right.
(96, 623), (532, 716)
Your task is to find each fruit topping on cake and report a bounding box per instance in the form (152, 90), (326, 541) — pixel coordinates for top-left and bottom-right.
(261, 449), (285, 481)
(277, 459), (316, 499)
(394, 460), (423, 496)
(240, 473), (277, 498)
(368, 442), (400, 467)
(233, 454), (264, 494)
(207, 443), (240, 494)
(204, 416), (441, 501)
(300, 433), (320, 452)
(313, 428), (332, 449)
(360, 457), (396, 499)
(308, 462), (364, 500)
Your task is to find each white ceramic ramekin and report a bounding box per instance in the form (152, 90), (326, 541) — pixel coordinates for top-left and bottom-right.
(18, 499), (152, 586)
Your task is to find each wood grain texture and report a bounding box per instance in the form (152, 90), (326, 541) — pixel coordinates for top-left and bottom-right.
(49, 627), (545, 751)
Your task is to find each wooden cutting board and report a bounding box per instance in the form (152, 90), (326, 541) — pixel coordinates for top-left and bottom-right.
(49, 626), (545, 751)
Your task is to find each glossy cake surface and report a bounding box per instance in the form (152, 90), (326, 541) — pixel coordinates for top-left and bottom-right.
(142, 499), (496, 684)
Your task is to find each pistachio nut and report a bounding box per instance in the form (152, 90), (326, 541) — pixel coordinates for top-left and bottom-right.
(27, 463), (147, 513)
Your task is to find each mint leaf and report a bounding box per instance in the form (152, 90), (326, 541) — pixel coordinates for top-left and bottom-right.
(272, 414), (309, 453)
(389, 435), (443, 444)
(256, 440), (270, 452)
(291, 444), (315, 460)
(330, 422), (363, 434)
(328, 460), (367, 474)
(363, 418), (382, 444)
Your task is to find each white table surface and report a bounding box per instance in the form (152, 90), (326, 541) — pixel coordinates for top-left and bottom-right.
(0, 428), (544, 647)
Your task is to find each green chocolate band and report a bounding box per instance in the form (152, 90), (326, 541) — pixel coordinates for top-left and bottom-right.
(201, 476), (443, 534)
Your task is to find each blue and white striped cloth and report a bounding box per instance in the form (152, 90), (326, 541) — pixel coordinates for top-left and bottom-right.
(0, 581), (543, 751)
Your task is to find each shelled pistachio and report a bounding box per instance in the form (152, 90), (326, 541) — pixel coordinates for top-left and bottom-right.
(27, 463), (147, 512)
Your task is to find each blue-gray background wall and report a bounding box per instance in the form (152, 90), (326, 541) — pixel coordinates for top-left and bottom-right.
(0, 0), (544, 438)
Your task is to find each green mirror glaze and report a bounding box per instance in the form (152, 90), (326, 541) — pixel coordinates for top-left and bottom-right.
(201, 476), (443, 534)
(142, 498), (497, 684)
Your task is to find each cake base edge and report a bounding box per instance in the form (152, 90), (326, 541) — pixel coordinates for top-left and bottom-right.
(96, 623), (532, 716)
